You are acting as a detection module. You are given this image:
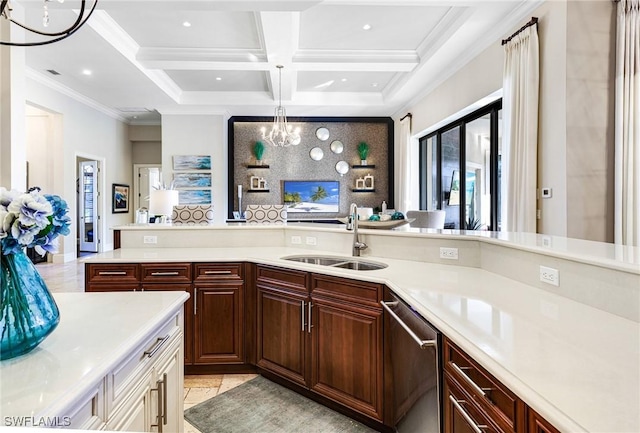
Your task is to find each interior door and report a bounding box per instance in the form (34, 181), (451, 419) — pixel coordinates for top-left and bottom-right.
(135, 165), (161, 211)
(79, 160), (99, 253)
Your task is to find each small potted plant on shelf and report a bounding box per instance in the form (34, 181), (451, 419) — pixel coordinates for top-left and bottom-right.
(253, 141), (265, 165)
(357, 142), (369, 165)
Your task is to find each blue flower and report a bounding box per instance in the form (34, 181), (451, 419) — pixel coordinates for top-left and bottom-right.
(0, 188), (70, 256)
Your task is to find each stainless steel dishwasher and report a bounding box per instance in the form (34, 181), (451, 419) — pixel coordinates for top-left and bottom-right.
(382, 291), (441, 433)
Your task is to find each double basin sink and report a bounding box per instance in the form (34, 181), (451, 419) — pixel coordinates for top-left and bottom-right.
(282, 255), (388, 271)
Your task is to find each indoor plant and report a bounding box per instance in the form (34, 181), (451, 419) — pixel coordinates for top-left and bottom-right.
(253, 141), (265, 165)
(0, 187), (71, 360)
(357, 142), (369, 165)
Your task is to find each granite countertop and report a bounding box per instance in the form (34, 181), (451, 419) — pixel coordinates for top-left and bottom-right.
(84, 246), (640, 433)
(0, 291), (189, 420)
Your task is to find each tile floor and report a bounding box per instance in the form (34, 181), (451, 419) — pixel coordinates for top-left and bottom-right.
(36, 256), (257, 433)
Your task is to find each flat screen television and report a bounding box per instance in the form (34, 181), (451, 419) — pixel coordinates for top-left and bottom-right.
(283, 180), (340, 213)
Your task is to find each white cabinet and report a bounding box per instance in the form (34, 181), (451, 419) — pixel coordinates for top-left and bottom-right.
(104, 314), (184, 432)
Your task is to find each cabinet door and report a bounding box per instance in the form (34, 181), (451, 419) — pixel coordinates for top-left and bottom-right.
(107, 374), (152, 432)
(528, 409), (560, 433)
(140, 284), (194, 365)
(444, 373), (504, 433)
(256, 286), (309, 387)
(194, 283), (244, 364)
(310, 297), (383, 421)
(154, 339), (184, 433)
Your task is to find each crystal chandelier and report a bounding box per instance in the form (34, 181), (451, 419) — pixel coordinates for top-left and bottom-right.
(261, 65), (301, 147)
(0, 0), (98, 46)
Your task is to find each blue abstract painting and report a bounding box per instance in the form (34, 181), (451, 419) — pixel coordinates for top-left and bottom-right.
(173, 172), (212, 188)
(178, 189), (212, 204)
(173, 155), (212, 170)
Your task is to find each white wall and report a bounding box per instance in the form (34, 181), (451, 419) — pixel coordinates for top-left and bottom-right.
(161, 114), (227, 223)
(26, 78), (132, 260)
(400, 0), (615, 242)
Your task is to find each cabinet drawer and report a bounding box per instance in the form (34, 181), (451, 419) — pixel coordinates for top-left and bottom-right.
(86, 283), (140, 292)
(140, 263), (192, 283)
(66, 381), (106, 430)
(107, 314), (181, 411)
(311, 274), (382, 308)
(445, 371), (505, 433)
(86, 263), (139, 284)
(256, 265), (308, 294)
(194, 262), (243, 281)
(444, 339), (521, 432)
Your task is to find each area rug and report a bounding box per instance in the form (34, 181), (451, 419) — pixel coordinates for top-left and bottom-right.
(184, 375), (378, 433)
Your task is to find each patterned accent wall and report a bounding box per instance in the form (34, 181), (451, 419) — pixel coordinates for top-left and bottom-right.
(229, 117), (393, 220)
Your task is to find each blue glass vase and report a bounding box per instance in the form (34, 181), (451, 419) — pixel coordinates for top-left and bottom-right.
(1, 250), (60, 360)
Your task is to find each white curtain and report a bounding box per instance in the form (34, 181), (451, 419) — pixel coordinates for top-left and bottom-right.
(501, 25), (540, 233)
(615, 0), (640, 247)
(397, 115), (412, 212)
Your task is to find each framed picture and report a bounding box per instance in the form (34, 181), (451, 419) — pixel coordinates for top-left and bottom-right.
(173, 155), (212, 171)
(178, 189), (212, 205)
(173, 172), (212, 188)
(112, 183), (130, 213)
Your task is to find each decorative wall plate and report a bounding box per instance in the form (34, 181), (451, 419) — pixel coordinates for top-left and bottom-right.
(335, 161), (349, 175)
(316, 127), (330, 141)
(310, 147), (324, 161)
(330, 140), (344, 154)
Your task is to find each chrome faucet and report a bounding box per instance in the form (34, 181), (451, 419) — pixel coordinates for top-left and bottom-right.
(348, 203), (368, 257)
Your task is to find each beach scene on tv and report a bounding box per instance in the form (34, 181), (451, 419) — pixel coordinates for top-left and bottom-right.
(283, 181), (340, 213)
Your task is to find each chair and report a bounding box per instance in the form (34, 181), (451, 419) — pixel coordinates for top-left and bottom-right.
(406, 210), (446, 229)
(171, 205), (214, 225)
(245, 205), (287, 224)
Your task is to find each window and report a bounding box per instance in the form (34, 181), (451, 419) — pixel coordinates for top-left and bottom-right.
(419, 101), (502, 230)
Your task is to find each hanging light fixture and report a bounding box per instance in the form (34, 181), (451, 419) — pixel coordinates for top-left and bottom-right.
(1, 0), (98, 47)
(261, 65), (301, 147)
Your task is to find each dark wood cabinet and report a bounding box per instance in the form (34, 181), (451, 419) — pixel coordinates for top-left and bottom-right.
(527, 409), (561, 433)
(256, 265), (309, 387)
(194, 283), (244, 364)
(310, 274), (384, 421)
(85, 262), (245, 368)
(255, 265), (384, 423)
(444, 371), (504, 433)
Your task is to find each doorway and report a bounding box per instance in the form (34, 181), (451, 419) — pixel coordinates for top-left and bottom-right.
(77, 158), (100, 255)
(134, 164), (162, 212)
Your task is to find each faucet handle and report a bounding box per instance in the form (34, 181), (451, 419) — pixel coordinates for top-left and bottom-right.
(346, 215), (354, 230)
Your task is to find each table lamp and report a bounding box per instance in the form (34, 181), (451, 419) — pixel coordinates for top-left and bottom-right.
(149, 189), (179, 223)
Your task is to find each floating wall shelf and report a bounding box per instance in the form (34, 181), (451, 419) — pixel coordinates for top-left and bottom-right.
(247, 164), (270, 169)
(352, 164), (376, 169)
(247, 189), (270, 193)
(352, 189), (376, 193)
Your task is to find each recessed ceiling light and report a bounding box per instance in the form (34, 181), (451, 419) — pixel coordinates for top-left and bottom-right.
(216, 77), (222, 81)
(82, 69), (92, 76)
(362, 24), (372, 31)
(341, 78), (347, 82)
(183, 21), (191, 27)
(371, 83), (378, 87)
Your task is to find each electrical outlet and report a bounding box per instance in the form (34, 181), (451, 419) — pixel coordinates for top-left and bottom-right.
(439, 247), (458, 260)
(539, 266), (559, 286)
(305, 236), (317, 246)
(291, 236), (302, 245)
(143, 236), (157, 244)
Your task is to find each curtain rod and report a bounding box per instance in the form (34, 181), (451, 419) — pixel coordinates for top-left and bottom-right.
(400, 113), (412, 121)
(501, 17), (539, 46)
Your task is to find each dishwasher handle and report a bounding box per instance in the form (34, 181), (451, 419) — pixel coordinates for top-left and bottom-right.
(381, 301), (437, 350)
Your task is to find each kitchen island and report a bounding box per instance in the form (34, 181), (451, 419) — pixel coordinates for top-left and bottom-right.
(0, 291), (189, 431)
(91, 224), (639, 433)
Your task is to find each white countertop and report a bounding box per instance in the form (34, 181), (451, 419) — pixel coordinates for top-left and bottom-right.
(85, 246), (640, 433)
(0, 291), (189, 419)
(113, 223), (640, 274)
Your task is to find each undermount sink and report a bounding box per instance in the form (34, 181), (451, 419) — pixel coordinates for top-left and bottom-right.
(281, 255), (388, 271)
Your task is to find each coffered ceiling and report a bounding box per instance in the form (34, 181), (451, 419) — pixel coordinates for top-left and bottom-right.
(16, 0), (542, 123)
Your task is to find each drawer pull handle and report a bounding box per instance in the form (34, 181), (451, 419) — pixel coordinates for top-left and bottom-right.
(143, 334), (170, 358)
(381, 301), (437, 349)
(451, 362), (487, 397)
(204, 270), (233, 275)
(98, 271), (127, 275)
(307, 302), (313, 333)
(449, 396), (487, 433)
(150, 271), (180, 276)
